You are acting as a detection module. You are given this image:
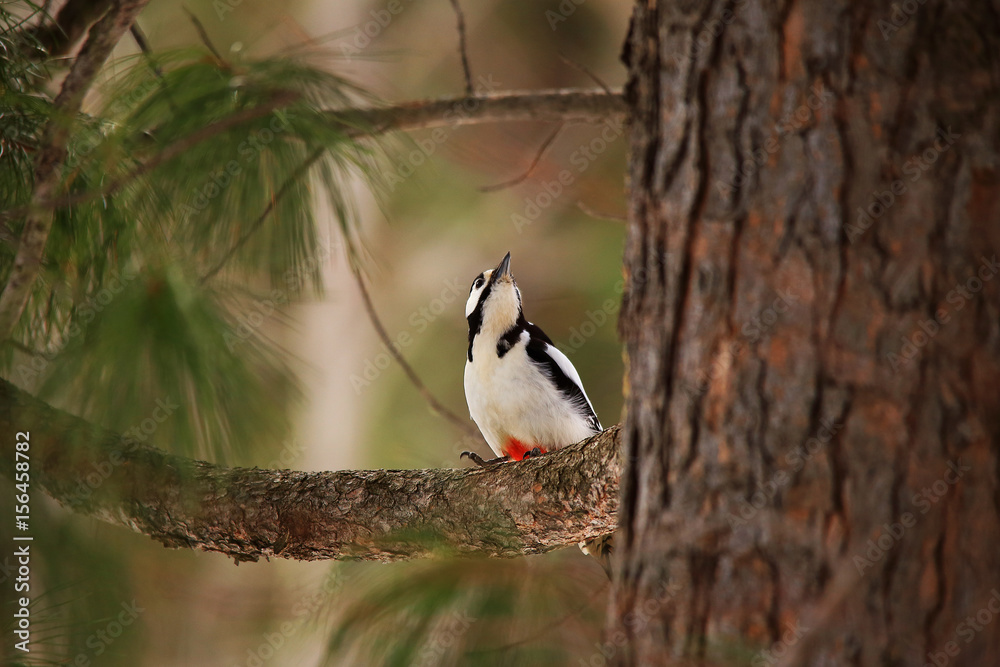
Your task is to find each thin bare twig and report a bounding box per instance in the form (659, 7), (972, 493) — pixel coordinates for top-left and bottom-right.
(129, 22), (151, 55)
(129, 22), (163, 78)
(558, 51), (612, 95)
(577, 201), (627, 223)
(199, 146), (325, 284)
(447, 0), (474, 95)
(350, 268), (480, 439)
(0, 0), (151, 341)
(182, 7), (225, 64)
(479, 124), (563, 193)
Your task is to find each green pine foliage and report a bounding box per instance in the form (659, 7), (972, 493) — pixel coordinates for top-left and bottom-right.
(1, 14), (381, 462)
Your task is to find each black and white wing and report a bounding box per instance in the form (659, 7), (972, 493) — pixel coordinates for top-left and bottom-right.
(523, 322), (603, 433)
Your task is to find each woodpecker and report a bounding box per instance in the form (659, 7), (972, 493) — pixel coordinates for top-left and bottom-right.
(462, 251), (602, 463)
(461, 252), (613, 574)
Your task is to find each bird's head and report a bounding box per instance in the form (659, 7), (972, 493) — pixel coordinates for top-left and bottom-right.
(466, 252), (523, 349)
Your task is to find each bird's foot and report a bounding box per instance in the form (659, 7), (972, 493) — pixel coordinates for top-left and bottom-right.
(521, 447), (545, 459)
(460, 451), (510, 466)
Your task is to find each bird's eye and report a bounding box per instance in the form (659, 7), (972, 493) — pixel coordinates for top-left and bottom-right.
(474, 277), (484, 289)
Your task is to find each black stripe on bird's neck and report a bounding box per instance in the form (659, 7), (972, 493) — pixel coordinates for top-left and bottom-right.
(496, 313), (529, 358)
(466, 281), (492, 362)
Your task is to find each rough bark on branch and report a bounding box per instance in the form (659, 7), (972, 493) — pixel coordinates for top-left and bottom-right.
(0, 379), (621, 563)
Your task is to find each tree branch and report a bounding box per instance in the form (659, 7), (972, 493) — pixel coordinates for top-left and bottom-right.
(332, 88), (625, 136)
(22, 0), (116, 59)
(557, 51), (613, 95)
(0, 0), (150, 340)
(0, 89), (624, 226)
(0, 90), (301, 227)
(447, 0), (473, 95)
(182, 6), (226, 65)
(0, 379), (620, 563)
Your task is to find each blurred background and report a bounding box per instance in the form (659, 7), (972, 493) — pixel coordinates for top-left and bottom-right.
(2, 0), (631, 664)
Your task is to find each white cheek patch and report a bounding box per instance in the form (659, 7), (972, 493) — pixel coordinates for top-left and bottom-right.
(465, 291), (480, 318)
(465, 270), (493, 317)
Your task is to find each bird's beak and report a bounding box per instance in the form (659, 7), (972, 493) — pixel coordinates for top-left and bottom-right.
(491, 252), (512, 284)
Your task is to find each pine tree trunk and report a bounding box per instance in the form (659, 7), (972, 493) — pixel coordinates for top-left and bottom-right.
(612, 1), (1000, 665)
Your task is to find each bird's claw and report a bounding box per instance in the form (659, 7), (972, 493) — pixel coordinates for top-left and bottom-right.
(460, 451), (510, 467)
(460, 451), (487, 466)
(522, 447), (544, 459)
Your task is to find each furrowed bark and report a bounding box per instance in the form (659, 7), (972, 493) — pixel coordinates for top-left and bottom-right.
(0, 379), (621, 563)
(612, 0), (1000, 665)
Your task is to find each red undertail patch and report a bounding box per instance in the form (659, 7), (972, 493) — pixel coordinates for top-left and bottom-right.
(502, 437), (546, 461)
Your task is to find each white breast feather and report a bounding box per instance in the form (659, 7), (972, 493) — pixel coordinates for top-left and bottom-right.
(465, 330), (599, 458)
